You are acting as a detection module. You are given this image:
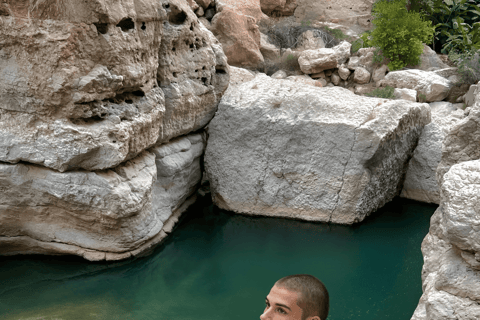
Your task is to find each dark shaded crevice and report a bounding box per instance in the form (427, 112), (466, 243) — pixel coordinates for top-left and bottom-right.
(141, 22), (146, 31)
(215, 67), (227, 74)
(117, 18), (135, 32)
(94, 23), (108, 34)
(168, 5), (187, 25)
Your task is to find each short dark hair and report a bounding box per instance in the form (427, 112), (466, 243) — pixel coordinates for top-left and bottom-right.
(275, 274), (329, 320)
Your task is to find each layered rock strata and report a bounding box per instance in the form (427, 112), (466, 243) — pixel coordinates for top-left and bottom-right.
(0, 133), (206, 261)
(0, 0), (229, 260)
(205, 74), (430, 224)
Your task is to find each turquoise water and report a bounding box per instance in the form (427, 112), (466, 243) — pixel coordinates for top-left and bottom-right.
(0, 197), (435, 320)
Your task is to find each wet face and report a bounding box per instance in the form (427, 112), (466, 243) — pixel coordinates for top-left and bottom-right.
(260, 285), (320, 320)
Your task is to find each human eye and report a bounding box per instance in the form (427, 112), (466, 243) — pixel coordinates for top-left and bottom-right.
(276, 307), (287, 315)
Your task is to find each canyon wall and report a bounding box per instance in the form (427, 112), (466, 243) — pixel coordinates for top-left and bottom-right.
(0, 0), (229, 261)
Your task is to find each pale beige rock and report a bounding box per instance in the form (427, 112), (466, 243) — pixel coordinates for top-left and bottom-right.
(260, 32), (281, 61)
(464, 81), (480, 108)
(338, 64), (351, 80)
(210, 5), (264, 69)
(407, 44), (451, 71)
(224, 66), (256, 95)
(216, 0), (269, 23)
(353, 67), (370, 84)
(394, 88), (417, 102)
(205, 74), (430, 224)
(285, 75), (318, 87)
(298, 41), (351, 74)
(310, 71), (325, 79)
(0, 0), (229, 172)
(331, 73), (341, 85)
(260, 0), (297, 16)
(372, 64), (388, 83)
(195, 6), (205, 17)
(378, 69), (453, 103)
(271, 70), (288, 79)
(293, 0), (374, 32)
(437, 103), (480, 187)
(401, 102), (464, 204)
(348, 47), (375, 73)
(296, 30), (325, 51)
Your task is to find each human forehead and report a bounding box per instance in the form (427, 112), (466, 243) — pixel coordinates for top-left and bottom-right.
(267, 284), (302, 307)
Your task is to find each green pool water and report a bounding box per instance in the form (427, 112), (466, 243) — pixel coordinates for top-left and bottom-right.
(0, 197), (436, 320)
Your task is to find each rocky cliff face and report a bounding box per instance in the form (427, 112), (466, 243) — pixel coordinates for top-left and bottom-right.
(411, 101), (480, 318)
(0, 0), (229, 261)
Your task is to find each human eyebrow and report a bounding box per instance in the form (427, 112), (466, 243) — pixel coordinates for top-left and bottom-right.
(265, 297), (292, 311)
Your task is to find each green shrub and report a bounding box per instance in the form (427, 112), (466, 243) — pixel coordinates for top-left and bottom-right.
(367, 0), (436, 71)
(418, 92), (427, 102)
(448, 49), (480, 84)
(416, 0), (480, 54)
(365, 85), (396, 99)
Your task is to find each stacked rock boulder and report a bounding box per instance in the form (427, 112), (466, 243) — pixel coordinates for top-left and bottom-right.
(0, 0), (229, 261)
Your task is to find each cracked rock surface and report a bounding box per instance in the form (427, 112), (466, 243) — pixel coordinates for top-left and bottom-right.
(400, 102), (465, 204)
(205, 73), (430, 224)
(411, 160), (480, 320)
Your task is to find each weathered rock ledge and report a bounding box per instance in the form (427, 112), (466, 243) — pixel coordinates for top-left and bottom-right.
(0, 0), (229, 261)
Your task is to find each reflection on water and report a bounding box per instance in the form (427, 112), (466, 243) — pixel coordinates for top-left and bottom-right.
(0, 197), (436, 320)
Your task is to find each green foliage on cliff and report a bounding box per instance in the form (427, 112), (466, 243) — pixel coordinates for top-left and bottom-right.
(365, 0), (436, 71)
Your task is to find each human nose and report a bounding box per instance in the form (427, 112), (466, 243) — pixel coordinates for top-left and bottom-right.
(260, 306), (271, 320)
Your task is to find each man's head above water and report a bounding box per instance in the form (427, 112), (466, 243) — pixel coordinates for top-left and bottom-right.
(260, 274), (329, 320)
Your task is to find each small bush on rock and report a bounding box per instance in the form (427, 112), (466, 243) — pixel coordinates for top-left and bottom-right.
(366, 0), (436, 71)
(365, 85), (396, 99)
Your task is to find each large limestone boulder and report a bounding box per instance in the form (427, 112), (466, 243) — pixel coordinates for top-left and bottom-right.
(378, 69), (454, 102)
(0, 133), (205, 261)
(0, 0), (229, 172)
(205, 74), (430, 224)
(298, 40), (351, 74)
(400, 102), (464, 204)
(411, 160), (480, 320)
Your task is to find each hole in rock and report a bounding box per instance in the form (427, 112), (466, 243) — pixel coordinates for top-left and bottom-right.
(190, 44), (194, 49)
(168, 6), (187, 25)
(190, 24), (194, 31)
(215, 67), (227, 74)
(117, 18), (135, 32)
(202, 66), (205, 70)
(94, 23), (108, 34)
(172, 47), (176, 52)
(132, 90), (145, 97)
(195, 69), (198, 72)
(125, 100), (133, 104)
(141, 22), (146, 31)
(164, 3), (170, 8)
(173, 72), (177, 77)
(201, 77), (208, 85)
